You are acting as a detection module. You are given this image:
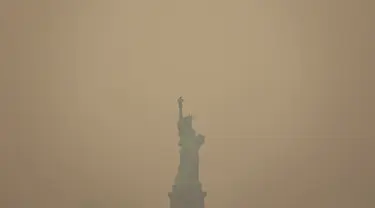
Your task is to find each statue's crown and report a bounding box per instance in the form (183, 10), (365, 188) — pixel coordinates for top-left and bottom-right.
(184, 114), (193, 125)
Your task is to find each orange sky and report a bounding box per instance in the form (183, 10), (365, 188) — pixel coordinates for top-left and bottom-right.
(1, 0), (374, 207)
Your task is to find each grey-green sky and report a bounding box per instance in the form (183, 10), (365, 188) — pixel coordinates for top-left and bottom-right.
(1, 0), (374, 207)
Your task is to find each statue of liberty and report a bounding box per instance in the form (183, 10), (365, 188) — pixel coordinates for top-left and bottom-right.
(169, 97), (207, 208)
(174, 97), (205, 185)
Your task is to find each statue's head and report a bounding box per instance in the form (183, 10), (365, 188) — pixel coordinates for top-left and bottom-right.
(183, 114), (193, 127)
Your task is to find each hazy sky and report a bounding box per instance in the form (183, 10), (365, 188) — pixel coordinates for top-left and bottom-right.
(1, 0), (374, 208)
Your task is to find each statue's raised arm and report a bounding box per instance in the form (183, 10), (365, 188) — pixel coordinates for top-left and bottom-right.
(177, 96), (184, 119)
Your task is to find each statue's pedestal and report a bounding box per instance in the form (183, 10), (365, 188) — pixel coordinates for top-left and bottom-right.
(168, 184), (206, 208)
